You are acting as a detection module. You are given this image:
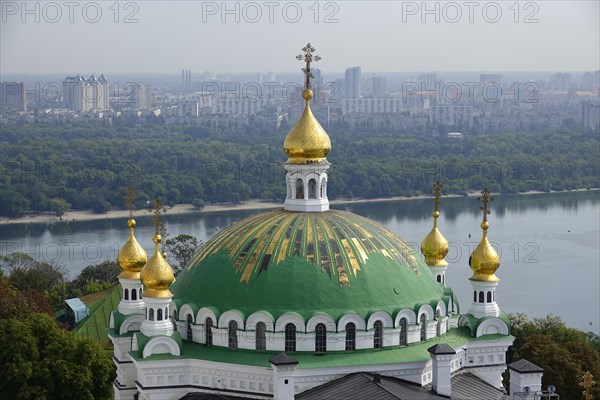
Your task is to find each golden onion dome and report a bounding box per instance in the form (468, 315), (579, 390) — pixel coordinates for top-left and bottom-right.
(283, 89), (331, 164)
(140, 234), (175, 298)
(469, 221), (500, 282)
(421, 210), (449, 267)
(117, 219), (148, 280)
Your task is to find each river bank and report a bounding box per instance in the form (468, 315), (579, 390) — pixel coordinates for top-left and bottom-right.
(1, 189), (596, 226)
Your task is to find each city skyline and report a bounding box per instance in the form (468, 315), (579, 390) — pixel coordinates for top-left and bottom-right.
(1, 1), (599, 74)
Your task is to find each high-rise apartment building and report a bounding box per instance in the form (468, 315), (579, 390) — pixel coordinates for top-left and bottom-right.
(344, 66), (361, 99)
(582, 101), (600, 131)
(63, 74), (109, 112)
(548, 73), (571, 92)
(419, 73), (437, 91)
(0, 81), (26, 112)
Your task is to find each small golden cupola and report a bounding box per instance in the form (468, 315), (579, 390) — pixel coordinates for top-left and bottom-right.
(118, 188), (148, 280)
(469, 188), (500, 282)
(117, 218), (148, 280)
(421, 181), (449, 268)
(140, 200), (175, 298)
(283, 43), (332, 213)
(283, 43), (331, 165)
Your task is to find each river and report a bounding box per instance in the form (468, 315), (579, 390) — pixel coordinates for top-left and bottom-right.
(1, 191), (598, 333)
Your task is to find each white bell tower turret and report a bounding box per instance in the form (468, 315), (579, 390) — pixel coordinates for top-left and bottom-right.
(468, 188), (501, 319)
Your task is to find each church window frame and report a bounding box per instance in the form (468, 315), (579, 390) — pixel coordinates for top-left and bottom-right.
(345, 322), (356, 351)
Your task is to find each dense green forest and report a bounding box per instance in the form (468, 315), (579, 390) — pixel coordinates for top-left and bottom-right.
(1, 122), (598, 217)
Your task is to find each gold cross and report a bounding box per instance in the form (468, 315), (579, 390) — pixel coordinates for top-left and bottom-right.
(149, 198), (167, 235)
(477, 187), (493, 223)
(296, 42), (321, 89)
(432, 181), (442, 213)
(123, 187), (137, 220)
(581, 371), (595, 400)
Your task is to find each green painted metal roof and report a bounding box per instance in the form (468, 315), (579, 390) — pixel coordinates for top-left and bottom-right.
(74, 284), (121, 348)
(130, 327), (475, 368)
(171, 209), (446, 321)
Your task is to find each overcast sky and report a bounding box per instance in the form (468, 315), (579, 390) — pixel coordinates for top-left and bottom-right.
(1, 1), (599, 74)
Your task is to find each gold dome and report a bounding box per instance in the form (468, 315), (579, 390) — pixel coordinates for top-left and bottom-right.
(140, 234), (175, 298)
(469, 221), (500, 282)
(283, 89), (331, 164)
(117, 219), (148, 280)
(421, 211), (449, 267)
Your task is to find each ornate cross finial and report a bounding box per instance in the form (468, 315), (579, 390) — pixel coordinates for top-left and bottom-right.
(477, 187), (493, 223)
(149, 198), (167, 236)
(581, 371), (595, 400)
(432, 181), (442, 213)
(123, 187), (137, 220)
(296, 42), (321, 89)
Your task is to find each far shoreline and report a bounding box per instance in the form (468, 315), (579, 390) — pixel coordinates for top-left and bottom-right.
(1, 188), (597, 226)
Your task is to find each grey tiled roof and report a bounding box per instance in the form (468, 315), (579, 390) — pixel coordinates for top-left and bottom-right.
(451, 372), (509, 400)
(296, 371), (509, 400)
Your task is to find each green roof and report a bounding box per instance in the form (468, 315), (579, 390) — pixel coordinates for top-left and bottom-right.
(130, 327), (476, 368)
(74, 284), (121, 348)
(171, 209), (446, 321)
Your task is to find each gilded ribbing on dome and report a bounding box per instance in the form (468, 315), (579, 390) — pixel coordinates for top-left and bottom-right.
(283, 43), (331, 165)
(469, 188), (500, 282)
(117, 218), (148, 280)
(421, 182), (449, 267)
(140, 234), (175, 298)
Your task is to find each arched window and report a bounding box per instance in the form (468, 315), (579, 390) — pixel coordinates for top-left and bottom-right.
(473, 290), (477, 302)
(295, 179), (304, 199)
(149, 308), (154, 321)
(399, 318), (408, 346)
(308, 179), (317, 199)
(187, 314), (193, 341)
(436, 310), (442, 337)
(132, 289), (137, 300)
(205, 317), (213, 346)
(320, 182), (325, 198)
(345, 322), (356, 351)
(373, 320), (383, 349)
(479, 291), (484, 303)
(285, 323), (296, 352)
(420, 313), (427, 341)
(228, 320), (238, 350)
(437, 275), (442, 283)
(256, 322), (266, 351)
(315, 323), (327, 352)
(124, 288), (129, 300)
(139, 288), (143, 299)
(487, 291), (492, 303)
(165, 307), (168, 317)
(157, 308), (163, 321)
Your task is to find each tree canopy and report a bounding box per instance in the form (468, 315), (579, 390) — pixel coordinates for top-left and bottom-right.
(0, 313), (115, 400)
(1, 123), (598, 217)
(506, 313), (600, 399)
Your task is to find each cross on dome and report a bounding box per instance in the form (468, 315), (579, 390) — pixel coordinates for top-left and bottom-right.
(477, 187), (493, 224)
(296, 42), (321, 89)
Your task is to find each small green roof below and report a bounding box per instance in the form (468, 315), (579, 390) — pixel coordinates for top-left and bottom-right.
(172, 209), (446, 321)
(74, 284), (121, 348)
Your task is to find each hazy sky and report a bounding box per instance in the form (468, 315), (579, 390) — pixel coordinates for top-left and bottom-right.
(1, 0), (599, 74)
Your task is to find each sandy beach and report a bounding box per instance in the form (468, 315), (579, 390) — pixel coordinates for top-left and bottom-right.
(0, 189), (595, 226)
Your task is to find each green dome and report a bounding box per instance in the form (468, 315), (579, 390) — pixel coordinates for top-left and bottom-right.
(171, 209), (445, 321)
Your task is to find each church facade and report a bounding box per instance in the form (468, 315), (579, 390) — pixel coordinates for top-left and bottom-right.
(108, 44), (544, 400)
